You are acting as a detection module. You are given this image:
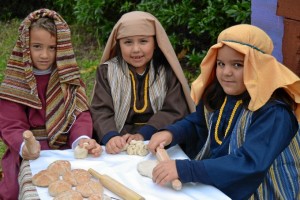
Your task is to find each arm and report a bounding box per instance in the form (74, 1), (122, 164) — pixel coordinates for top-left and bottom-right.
(0, 99), (30, 154)
(139, 71), (190, 140)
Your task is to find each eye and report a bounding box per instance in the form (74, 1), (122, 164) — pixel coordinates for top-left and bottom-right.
(31, 44), (42, 49)
(216, 60), (225, 68)
(49, 46), (56, 51)
(123, 40), (132, 45)
(233, 62), (244, 69)
(140, 39), (148, 44)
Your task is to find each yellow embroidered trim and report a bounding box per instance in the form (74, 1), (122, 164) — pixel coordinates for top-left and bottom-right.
(214, 96), (243, 145)
(129, 70), (149, 113)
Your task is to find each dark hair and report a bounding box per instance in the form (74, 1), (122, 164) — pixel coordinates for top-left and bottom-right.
(115, 37), (172, 86)
(203, 77), (295, 112)
(30, 17), (56, 37)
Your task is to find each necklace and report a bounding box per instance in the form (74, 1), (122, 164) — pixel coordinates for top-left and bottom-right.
(214, 96), (243, 145)
(129, 70), (149, 113)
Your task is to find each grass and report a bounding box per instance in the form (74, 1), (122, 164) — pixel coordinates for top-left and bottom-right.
(0, 20), (103, 161)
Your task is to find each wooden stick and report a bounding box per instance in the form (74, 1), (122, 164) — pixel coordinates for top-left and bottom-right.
(23, 130), (39, 154)
(88, 168), (145, 200)
(156, 148), (182, 190)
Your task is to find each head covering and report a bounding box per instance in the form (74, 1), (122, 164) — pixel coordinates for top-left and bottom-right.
(191, 24), (300, 121)
(100, 11), (195, 112)
(0, 9), (89, 148)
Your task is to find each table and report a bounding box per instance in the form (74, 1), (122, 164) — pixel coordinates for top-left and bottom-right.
(29, 145), (231, 200)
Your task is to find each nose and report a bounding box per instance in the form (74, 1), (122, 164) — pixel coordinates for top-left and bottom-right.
(40, 48), (49, 58)
(132, 43), (140, 52)
(223, 65), (233, 76)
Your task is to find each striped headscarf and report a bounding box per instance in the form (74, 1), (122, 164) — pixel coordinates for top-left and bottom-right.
(0, 9), (89, 148)
(191, 24), (300, 121)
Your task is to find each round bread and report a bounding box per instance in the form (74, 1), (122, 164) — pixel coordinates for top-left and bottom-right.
(137, 160), (158, 178)
(75, 180), (103, 198)
(53, 190), (83, 200)
(63, 168), (92, 186)
(48, 180), (72, 197)
(47, 160), (71, 176)
(32, 169), (59, 187)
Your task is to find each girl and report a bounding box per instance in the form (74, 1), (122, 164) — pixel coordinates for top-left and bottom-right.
(90, 11), (195, 154)
(0, 9), (102, 199)
(148, 24), (300, 200)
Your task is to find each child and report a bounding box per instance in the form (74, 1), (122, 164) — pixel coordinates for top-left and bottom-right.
(0, 9), (102, 199)
(147, 24), (300, 200)
(90, 11), (195, 154)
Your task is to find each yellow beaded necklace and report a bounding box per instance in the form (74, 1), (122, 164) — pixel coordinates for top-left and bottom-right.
(214, 96), (243, 145)
(129, 70), (149, 113)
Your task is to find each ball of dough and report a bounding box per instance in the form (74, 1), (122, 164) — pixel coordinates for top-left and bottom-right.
(32, 169), (59, 187)
(74, 142), (89, 159)
(48, 180), (72, 197)
(137, 160), (158, 178)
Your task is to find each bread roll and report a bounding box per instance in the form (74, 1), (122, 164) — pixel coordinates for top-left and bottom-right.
(53, 190), (83, 200)
(63, 168), (92, 186)
(75, 180), (103, 198)
(32, 169), (59, 187)
(48, 180), (72, 197)
(48, 160), (71, 176)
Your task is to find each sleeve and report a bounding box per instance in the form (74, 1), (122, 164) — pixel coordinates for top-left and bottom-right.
(175, 103), (299, 199)
(67, 111), (93, 146)
(0, 99), (30, 154)
(90, 64), (120, 144)
(139, 70), (190, 140)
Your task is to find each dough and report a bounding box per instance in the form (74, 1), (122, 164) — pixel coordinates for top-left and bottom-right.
(63, 168), (92, 186)
(48, 180), (72, 197)
(123, 140), (149, 156)
(32, 169), (59, 187)
(74, 142), (89, 159)
(48, 160), (71, 176)
(53, 190), (83, 200)
(137, 160), (158, 178)
(75, 180), (103, 198)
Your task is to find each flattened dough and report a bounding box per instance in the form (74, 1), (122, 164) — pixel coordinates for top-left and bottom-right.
(137, 160), (158, 178)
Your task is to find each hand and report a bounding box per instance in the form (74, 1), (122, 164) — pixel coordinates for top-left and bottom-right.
(122, 133), (144, 143)
(78, 138), (102, 157)
(105, 136), (126, 154)
(22, 142), (41, 160)
(152, 160), (179, 187)
(147, 130), (173, 154)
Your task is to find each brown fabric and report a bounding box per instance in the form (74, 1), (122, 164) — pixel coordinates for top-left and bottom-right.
(277, 0), (300, 21)
(98, 11), (195, 112)
(191, 24), (300, 121)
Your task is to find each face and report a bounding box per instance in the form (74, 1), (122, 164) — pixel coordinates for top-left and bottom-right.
(30, 27), (56, 71)
(119, 35), (155, 74)
(216, 45), (246, 96)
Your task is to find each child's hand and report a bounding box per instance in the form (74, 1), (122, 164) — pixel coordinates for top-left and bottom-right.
(105, 136), (126, 154)
(152, 160), (179, 187)
(122, 133), (144, 143)
(147, 131), (173, 154)
(22, 143), (41, 160)
(78, 138), (102, 157)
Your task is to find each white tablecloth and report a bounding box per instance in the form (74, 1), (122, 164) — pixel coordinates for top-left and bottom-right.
(29, 145), (230, 200)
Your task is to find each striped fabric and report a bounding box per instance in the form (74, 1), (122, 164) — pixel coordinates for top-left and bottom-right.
(106, 57), (167, 132)
(0, 9), (89, 148)
(200, 107), (300, 199)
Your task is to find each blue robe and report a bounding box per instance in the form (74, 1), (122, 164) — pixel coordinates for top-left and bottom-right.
(165, 95), (299, 200)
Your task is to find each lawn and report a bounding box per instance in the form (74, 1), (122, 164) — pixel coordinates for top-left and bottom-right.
(0, 19), (103, 162)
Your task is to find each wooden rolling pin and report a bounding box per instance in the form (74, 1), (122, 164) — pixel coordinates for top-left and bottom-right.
(156, 148), (182, 190)
(88, 168), (145, 200)
(23, 130), (39, 154)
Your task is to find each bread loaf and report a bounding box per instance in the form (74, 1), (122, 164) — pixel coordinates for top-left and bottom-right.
(75, 180), (103, 198)
(53, 190), (83, 200)
(48, 160), (71, 176)
(48, 180), (72, 197)
(63, 168), (92, 186)
(32, 169), (59, 187)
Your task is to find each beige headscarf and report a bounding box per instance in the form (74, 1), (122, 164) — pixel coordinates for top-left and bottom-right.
(191, 24), (300, 121)
(100, 11), (195, 112)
